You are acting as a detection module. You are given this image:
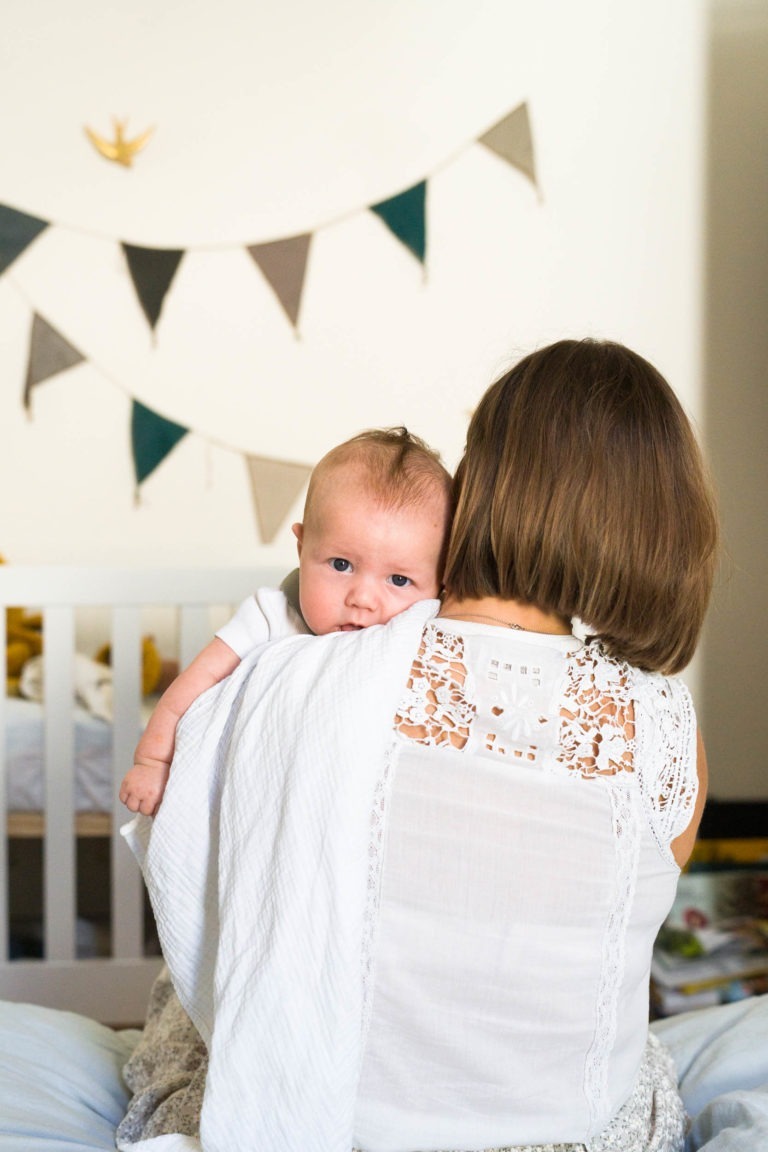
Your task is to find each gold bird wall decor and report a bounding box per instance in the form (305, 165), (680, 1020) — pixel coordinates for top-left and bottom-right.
(84, 118), (154, 167)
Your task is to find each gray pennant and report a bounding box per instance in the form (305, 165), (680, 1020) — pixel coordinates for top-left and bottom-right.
(247, 234), (312, 331)
(24, 313), (86, 411)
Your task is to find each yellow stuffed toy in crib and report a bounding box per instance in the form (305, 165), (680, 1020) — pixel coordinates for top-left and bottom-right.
(2, 554), (170, 699)
(2, 553), (45, 695)
(6, 605), (44, 696)
(93, 635), (165, 697)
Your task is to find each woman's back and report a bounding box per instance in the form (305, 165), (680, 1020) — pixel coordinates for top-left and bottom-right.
(354, 618), (696, 1149)
(119, 339), (717, 1152)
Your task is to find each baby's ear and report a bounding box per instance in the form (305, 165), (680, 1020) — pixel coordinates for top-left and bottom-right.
(291, 522), (304, 555)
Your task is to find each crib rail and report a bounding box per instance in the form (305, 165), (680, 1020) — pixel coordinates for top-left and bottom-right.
(0, 565), (283, 1023)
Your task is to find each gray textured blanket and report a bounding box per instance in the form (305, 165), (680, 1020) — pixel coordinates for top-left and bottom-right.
(117, 967), (204, 1144)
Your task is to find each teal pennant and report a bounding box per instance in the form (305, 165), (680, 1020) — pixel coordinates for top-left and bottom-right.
(131, 400), (189, 486)
(0, 204), (49, 275)
(371, 180), (427, 265)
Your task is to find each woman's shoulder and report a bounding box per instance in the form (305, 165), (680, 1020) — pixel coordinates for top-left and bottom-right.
(565, 641), (693, 715)
(561, 642), (696, 773)
(562, 644), (698, 853)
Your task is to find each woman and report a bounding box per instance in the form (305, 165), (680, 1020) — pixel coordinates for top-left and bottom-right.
(119, 338), (719, 1152)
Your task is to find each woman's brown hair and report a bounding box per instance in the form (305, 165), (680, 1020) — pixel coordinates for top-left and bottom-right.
(443, 339), (719, 673)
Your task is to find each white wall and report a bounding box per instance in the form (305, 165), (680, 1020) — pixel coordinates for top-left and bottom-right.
(700, 0), (768, 799)
(0, 0), (705, 573)
(14, 1), (764, 791)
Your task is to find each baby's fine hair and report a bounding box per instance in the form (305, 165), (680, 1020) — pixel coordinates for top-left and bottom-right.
(443, 339), (719, 674)
(304, 426), (452, 529)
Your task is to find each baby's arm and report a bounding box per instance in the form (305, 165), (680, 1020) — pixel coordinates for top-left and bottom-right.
(119, 637), (241, 816)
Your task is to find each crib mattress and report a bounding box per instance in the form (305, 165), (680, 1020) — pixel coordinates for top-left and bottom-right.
(3, 696), (150, 814)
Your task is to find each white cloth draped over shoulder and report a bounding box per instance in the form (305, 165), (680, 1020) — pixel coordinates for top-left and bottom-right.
(122, 599), (440, 1152)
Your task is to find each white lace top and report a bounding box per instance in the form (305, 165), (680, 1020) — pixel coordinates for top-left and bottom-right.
(353, 619), (697, 1150)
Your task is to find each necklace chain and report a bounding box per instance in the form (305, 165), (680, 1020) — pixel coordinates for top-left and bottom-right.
(439, 612), (524, 631)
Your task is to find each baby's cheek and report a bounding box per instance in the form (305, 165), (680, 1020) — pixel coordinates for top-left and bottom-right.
(403, 587), (431, 608)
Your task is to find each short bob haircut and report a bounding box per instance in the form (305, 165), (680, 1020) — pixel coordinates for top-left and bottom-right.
(443, 339), (719, 674)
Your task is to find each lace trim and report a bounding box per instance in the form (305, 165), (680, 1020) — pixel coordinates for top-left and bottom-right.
(635, 675), (698, 865)
(583, 786), (641, 1137)
(559, 644), (636, 779)
(394, 624), (476, 749)
(360, 738), (400, 1049)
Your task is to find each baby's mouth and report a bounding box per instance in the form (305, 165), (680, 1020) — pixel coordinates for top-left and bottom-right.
(339, 623), (364, 631)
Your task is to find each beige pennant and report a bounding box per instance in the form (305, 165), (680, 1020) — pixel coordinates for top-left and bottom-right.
(245, 455), (312, 543)
(478, 102), (537, 189)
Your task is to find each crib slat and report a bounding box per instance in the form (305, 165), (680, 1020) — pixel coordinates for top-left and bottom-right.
(0, 566), (280, 1021)
(110, 606), (145, 959)
(0, 567), (283, 607)
(0, 608), (7, 961)
(43, 607), (76, 961)
(179, 604), (216, 670)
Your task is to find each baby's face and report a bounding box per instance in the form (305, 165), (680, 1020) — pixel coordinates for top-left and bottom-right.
(293, 486), (446, 635)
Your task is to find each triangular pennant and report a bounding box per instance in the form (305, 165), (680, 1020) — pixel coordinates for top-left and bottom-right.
(370, 180), (427, 265)
(478, 102), (537, 189)
(0, 203), (49, 275)
(122, 244), (184, 332)
(247, 234), (312, 332)
(131, 400), (189, 486)
(245, 455), (312, 544)
(24, 312), (86, 411)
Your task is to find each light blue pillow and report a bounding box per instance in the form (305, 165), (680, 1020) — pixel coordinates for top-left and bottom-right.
(0, 999), (139, 1151)
(653, 994), (768, 1151)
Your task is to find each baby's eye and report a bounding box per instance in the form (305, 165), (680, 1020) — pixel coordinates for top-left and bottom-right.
(389, 574), (411, 588)
(330, 558), (351, 572)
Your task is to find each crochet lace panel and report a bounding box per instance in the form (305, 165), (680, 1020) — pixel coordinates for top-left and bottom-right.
(394, 624), (476, 751)
(634, 674), (698, 865)
(558, 645), (636, 779)
(393, 627), (697, 848)
(393, 625), (640, 782)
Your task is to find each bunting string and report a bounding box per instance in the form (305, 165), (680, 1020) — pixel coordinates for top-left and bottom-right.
(1, 103), (538, 542)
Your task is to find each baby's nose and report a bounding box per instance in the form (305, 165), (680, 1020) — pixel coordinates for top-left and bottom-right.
(346, 577), (379, 610)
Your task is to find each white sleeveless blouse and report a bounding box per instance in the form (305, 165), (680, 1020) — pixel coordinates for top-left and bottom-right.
(353, 619), (697, 1150)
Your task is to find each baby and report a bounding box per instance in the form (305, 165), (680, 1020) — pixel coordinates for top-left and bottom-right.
(119, 427), (452, 815)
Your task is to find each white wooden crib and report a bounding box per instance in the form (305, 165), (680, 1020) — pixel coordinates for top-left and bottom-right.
(0, 565), (283, 1025)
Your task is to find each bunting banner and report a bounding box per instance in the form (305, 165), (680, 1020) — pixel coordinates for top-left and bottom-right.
(24, 312), (86, 412)
(3, 102), (538, 542)
(0, 103), (534, 341)
(245, 456), (313, 544)
(0, 204), (49, 276)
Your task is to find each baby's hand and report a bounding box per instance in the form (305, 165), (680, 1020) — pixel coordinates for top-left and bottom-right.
(119, 759), (171, 817)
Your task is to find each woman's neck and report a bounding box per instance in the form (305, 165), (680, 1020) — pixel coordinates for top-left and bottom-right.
(439, 594), (572, 636)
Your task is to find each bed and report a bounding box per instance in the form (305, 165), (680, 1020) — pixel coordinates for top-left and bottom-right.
(0, 564), (283, 1027)
(0, 994), (767, 1150)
